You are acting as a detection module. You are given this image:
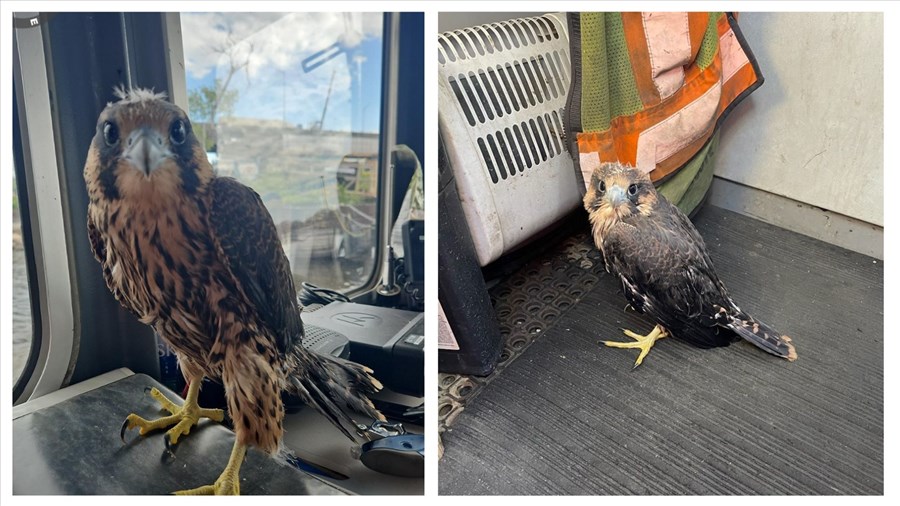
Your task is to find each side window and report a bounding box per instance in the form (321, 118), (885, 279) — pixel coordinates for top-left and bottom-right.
(181, 12), (384, 293)
(12, 173), (34, 384)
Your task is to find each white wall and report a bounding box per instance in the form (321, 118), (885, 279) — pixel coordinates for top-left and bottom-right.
(715, 12), (883, 227)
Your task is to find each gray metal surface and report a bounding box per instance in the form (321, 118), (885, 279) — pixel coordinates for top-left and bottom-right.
(439, 205), (883, 495)
(13, 373), (345, 495)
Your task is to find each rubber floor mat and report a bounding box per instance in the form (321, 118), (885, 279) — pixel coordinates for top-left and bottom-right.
(439, 205), (883, 495)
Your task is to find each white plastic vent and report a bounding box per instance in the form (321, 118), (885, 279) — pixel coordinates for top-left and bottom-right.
(439, 13), (580, 266)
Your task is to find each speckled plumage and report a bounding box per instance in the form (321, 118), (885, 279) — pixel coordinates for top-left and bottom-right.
(584, 162), (797, 361)
(84, 89), (383, 459)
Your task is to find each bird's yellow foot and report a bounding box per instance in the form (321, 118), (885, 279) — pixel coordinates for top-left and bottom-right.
(603, 324), (668, 368)
(174, 442), (246, 495)
(120, 381), (224, 447)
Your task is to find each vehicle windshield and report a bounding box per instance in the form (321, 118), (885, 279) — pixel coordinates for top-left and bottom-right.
(182, 12), (383, 293)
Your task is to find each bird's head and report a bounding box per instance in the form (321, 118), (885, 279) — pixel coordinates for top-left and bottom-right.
(84, 87), (212, 203)
(583, 162), (657, 231)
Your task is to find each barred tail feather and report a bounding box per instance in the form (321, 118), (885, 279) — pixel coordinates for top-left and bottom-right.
(285, 347), (386, 442)
(723, 309), (797, 361)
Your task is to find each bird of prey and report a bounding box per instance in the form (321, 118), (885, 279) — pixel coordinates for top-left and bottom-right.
(84, 88), (384, 494)
(583, 162), (797, 367)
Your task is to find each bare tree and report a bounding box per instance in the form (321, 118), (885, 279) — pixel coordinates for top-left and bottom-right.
(189, 26), (255, 151)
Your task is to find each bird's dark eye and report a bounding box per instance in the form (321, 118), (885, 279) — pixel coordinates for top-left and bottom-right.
(170, 120), (187, 145)
(599, 180), (606, 194)
(628, 183), (638, 196)
(103, 121), (119, 147)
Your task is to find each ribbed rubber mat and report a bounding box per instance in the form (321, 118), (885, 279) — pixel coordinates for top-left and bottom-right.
(439, 233), (602, 433)
(439, 206), (883, 495)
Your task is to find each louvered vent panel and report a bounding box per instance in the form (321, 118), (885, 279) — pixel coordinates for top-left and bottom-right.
(438, 14), (581, 265)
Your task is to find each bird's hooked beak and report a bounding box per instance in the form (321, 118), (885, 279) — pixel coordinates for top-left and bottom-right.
(607, 184), (627, 208)
(123, 127), (170, 176)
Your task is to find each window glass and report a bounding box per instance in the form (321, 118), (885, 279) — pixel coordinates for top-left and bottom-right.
(12, 173), (34, 382)
(181, 12), (383, 292)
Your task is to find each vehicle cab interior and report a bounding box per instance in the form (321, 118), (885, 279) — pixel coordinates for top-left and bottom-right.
(437, 11), (883, 495)
(12, 11), (423, 495)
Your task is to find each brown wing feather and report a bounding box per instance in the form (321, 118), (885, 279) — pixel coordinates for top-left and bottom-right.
(87, 214), (106, 264)
(88, 213), (144, 318)
(603, 205), (733, 349)
(207, 177), (302, 353)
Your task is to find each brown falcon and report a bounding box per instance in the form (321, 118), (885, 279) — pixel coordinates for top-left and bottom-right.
(583, 162), (797, 367)
(84, 88), (384, 494)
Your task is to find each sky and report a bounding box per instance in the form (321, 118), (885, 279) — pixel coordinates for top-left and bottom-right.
(181, 12), (383, 133)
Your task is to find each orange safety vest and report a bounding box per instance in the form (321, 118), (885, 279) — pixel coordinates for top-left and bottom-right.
(566, 12), (762, 187)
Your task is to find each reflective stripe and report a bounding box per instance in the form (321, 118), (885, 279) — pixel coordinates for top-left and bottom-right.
(572, 13), (762, 182)
(580, 151), (602, 189)
(720, 28), (750, 83)
(635, 81), (722, 172)
(642, 12), (692, 99)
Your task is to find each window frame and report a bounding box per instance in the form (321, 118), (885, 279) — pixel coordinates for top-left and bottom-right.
(12, 60), (43, 402)
(12, 15), (76, 404)
(370, 11), (398, 297)
(13, 12), (171, 402)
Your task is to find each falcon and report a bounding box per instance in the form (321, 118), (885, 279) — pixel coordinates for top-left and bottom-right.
(583, 162), (797, 367)
(84, 88), (384, 494)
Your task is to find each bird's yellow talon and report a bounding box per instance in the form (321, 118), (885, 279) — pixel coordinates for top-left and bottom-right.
(622, 329), (648, 341)
(120, 381), (222, 445)
(147, 387), (181, 414)
(200, 407), (226, 423)
(602, 325), (668, 367)
(174, 442), (245, 495)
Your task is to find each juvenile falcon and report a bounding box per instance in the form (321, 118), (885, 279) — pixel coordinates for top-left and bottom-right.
(583, 162), (797, 367)
(84, 88), (384, 494)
